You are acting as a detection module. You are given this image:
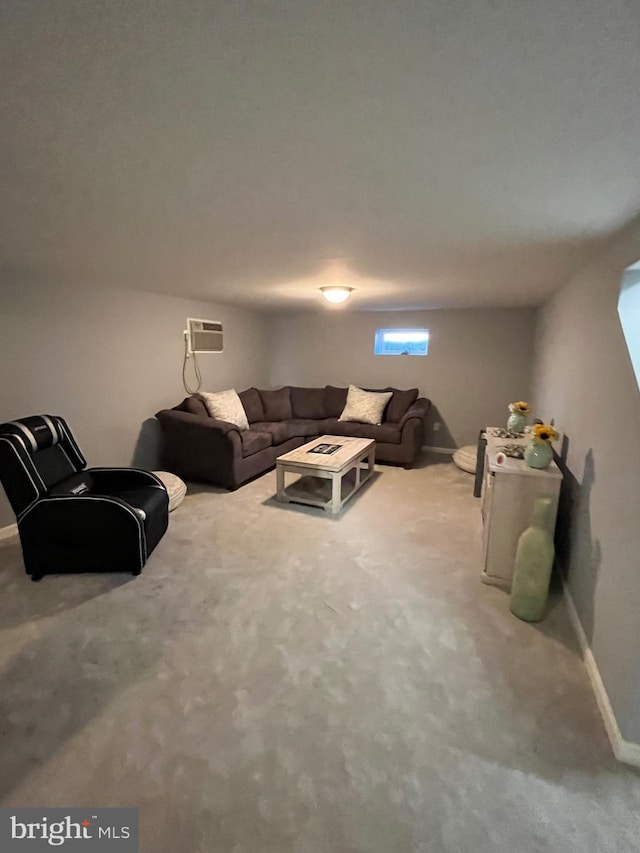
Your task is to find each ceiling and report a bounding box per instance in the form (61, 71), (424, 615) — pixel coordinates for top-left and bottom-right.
(1, 0), (640, 312)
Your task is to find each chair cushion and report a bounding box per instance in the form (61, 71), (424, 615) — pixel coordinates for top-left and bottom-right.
(339, 385), (393, 426)
(257, 388), (293, 421)
(290, 387), (327, 419)
(199, 390), (249, 429)
(239, 430), (273, 457)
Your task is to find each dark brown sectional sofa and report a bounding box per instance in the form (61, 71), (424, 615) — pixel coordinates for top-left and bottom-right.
(156, 386), (431, 490)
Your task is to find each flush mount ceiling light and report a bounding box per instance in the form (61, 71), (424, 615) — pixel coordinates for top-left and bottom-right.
(320, 286), (354, 304)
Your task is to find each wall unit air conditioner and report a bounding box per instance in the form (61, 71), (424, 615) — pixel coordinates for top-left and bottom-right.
(186, 318), (223, 353)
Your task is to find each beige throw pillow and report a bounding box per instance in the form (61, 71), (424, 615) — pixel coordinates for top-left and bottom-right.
(200, 390), (249, 430)
(338, 385), (392, 425)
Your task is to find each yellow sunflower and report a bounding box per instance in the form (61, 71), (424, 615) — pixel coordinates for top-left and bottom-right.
(508, 401), (532, 415)
(533, 424), (559, 443)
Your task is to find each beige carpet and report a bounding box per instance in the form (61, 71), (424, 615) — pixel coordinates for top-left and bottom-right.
(1, 454), (639, 852)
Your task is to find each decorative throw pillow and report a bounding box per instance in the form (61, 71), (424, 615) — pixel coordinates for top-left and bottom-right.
(338, 385), (393, 426)
(199, 390), (249, 430)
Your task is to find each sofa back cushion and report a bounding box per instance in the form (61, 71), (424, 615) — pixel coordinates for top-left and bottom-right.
(199, 390), (250, 429)
(183, 396), (208, 417)
(239, 388), (265, 423)
(324, 386), (348, 418)
(384, 388), (419, 422)
(290, 387), (327, 420)
(257, 387), (292, 422)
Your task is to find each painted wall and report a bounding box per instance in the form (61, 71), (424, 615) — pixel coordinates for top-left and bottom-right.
(268, 308), (536, 448)
(531, 215), (640, 744)
(0, 281), (270, 527)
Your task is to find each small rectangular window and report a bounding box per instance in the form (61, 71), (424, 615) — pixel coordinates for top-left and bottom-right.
(374, 328), (429, 356)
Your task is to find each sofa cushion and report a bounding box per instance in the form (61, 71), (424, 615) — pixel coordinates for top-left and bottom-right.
(325, 385), (348, 418)
(328, 420), (401, 444)
(339, 385), (393, 425)
(257, 388), (293, 422)
(199, 389), (249, 429)
(240, 429), (273, 457)
(252, 420), (318, 445)
(290, 387), (327, 420)
(183, 396), (208, 417)
(238, 388), (265, 423)
(386, 388), (419, 422)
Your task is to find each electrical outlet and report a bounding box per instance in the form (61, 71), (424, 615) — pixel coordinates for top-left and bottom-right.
(433, 422), (441, 432)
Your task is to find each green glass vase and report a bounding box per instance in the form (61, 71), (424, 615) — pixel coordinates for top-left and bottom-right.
(510, 497), (555, 622)
(524, 440), (553, 469)
(507, 412), (528, 434)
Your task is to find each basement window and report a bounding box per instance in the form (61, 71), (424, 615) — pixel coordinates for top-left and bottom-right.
(374, 328), (429, 356)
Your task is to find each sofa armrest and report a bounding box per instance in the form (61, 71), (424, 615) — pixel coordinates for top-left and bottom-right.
(398, 397), (431, 428)
(155, 409), (242, 487)
(156, 409), (241, 436)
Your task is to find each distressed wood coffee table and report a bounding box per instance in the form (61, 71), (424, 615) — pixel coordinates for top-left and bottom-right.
(275, 435), (375, 515)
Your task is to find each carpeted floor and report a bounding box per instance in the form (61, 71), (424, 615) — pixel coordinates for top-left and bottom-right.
(1, 453), (639, 852)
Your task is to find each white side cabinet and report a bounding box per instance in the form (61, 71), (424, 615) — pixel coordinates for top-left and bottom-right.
(481, 441), (562, 589)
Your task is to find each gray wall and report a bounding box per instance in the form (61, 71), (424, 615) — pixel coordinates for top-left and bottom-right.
(0, 281), (270, 527)
(531, 215), (640, 744)
(268, 308), (536, 448)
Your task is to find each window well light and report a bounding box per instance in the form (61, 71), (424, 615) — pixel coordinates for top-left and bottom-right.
(320, 286), (354, 304)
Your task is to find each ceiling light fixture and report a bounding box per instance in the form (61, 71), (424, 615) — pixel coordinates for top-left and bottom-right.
(320, 286), (354, 304)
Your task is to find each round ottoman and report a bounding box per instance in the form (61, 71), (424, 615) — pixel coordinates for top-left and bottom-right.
(452, 445), (478, 475)
(153, 471), (187, 512)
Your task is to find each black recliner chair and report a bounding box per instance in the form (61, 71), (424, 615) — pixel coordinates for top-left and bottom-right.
(0, 415), (169, 581)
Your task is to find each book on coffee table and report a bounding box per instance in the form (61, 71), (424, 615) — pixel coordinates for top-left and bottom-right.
(307, 443), (342, 455)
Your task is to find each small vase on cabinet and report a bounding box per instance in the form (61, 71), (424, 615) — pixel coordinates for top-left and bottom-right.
(507, 412), (528, 434)
(524, 440), (553, 470)
(510, 497), (555, 622)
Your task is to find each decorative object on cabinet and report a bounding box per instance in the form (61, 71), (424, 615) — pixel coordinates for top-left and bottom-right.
(496, 443), (525, 459)
(524, 424), (559, 470)
(510, 497), (555, 622)
(506, 400), (532, 434)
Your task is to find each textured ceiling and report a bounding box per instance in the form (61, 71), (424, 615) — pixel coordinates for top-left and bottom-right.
(2, 0), (640, 311)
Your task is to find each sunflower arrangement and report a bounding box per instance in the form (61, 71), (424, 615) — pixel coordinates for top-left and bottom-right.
(532, 424), (559, 443)
(508, 401), (532, 415)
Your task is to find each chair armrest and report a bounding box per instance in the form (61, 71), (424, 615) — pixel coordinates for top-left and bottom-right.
(19, 495), (147, 569)
(19, 494), (144, 535)
(399, 397), (431, 428)
(87, 468), (167, 491)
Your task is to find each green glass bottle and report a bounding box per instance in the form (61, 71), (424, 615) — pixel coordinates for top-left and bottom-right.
(510, 497), (555, 622)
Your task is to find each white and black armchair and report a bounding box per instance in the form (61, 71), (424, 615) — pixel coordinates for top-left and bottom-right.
(0, 415), (169, 581)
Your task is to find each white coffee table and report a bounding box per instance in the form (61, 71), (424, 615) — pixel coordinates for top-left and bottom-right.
(275, 435), (375, 514)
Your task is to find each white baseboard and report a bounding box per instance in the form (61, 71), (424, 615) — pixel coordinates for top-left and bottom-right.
(0, 523), (18, 541)
(423, 445), (456, 455)
(562, 580), (640, 766)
